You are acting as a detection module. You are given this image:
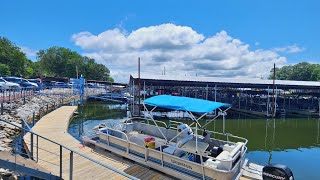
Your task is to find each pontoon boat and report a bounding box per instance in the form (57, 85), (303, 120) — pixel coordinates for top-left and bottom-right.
(83, 95), (293, 180)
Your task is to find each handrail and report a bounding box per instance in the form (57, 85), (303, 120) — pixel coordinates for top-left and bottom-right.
(0, 119), (138, 180)
(124, 117), (168, 128)
(100, 127), (129, 142)
(125, 117), (248, 147)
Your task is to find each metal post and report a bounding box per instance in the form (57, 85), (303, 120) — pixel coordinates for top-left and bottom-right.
(214, 85), (217, 116)
(238, 88), (241, 109)
(138, 57), (141, 117)
(60, 145), (62, 179)
(223, 112), (225, 134)
(272, 63), (276, 117)
(8, 90), (10, 101)
(143, 81), (146, 100)
(1, 103), (3, 115)
(267, 86), (270, 116)
(206, 84), (208, 100)
(30, 133), (34, 160)
(195, 123), (198, 153)
(36, 135), (39, 162)
(132, 80), (135, 116)
(318, 98), (320, 117)
(70, 151), (73, 180)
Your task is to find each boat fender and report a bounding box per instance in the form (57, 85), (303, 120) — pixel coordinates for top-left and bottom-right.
(262, 164), (294, 180)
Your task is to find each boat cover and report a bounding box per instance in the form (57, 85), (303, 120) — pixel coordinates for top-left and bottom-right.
(144, 95), (230, 113)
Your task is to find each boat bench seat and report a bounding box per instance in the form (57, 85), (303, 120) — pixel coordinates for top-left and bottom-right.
(204, 142), (244, 171)
(127, 131), (173, 149)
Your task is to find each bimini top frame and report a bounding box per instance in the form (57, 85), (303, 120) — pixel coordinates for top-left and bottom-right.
(142, 95), (232, 153)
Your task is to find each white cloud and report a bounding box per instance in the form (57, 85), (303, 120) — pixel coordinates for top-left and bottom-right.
(274, 44), (305, 54)
(72, 23), (289, 83)
(20, 46), (37, 60)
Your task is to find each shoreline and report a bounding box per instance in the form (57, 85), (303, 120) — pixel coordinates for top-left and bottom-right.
(0, 88), (104, 179)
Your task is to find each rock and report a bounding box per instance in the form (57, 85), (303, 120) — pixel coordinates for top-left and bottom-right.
(2, 138), (12, 143)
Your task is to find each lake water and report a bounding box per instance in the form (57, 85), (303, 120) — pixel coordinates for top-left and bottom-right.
(68, 101), (320, 179)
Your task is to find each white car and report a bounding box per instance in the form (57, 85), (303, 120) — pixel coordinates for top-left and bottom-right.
(0, 78), (21, 89)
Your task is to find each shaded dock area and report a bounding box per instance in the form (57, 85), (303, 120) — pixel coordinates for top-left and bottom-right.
(23, 106), (172, 180)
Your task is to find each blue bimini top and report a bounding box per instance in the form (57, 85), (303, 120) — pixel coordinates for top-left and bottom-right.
(144, 95), (230, 113)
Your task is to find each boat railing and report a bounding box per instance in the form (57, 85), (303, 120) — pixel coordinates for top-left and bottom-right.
(124, 117), (168, 128)
(99, 126), (247, 173)
(124, 117), (248, 154)
(168, 120), (183, 130)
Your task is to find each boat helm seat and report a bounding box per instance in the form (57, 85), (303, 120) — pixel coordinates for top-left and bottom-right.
(163, 137), (190, 155)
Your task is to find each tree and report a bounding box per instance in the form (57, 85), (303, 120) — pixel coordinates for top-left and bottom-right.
(0, 63), (11, 75)
(269, 62), (320, 81)
(0, 37), (30, 76)
(37, 46), (113, 81)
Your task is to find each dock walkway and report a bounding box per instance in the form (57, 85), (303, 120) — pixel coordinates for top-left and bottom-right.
(23, 106), (171, 180)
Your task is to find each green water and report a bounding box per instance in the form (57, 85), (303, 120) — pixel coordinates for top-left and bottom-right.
(68, 101), (320, 179)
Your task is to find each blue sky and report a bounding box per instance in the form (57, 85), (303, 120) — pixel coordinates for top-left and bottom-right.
(1, 0), (319, 82)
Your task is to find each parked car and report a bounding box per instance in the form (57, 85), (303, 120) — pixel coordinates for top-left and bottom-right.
(54, 82), (68, 87)
(28, 79), (41, 86)
(4, 77), (38, 88)
(21, 79), (38, 88)
(0, 77), (21, 89)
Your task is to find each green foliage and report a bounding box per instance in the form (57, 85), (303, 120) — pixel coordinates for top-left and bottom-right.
(269, 62), (320, 81)
(0, 63), (11, 75)
(0, 37), (29, 76)
(37, 46), (112, 81)
(0, 36), (114, 81)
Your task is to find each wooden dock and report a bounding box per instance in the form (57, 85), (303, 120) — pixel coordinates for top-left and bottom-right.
(23, 106), (172, 180)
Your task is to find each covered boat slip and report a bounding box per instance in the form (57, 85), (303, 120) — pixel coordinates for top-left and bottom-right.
(84, 95), (249, 180)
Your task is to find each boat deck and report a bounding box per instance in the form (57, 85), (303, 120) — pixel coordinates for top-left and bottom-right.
(23, 106), (173, 180)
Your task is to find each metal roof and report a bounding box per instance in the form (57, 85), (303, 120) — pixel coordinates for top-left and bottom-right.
(130, 74), (320, 89)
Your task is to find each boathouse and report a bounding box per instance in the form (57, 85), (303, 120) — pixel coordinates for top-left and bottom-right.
(129, 74), (320, 117)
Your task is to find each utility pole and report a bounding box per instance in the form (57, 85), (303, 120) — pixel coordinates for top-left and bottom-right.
(272, 63), (276, 117)
(138, 57), (141, 117)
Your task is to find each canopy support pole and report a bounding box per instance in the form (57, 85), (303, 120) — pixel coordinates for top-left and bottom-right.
(188, 112), (204, 128)
(202, 114), (221, 128)
(196, 123), (198, 153)
(143, 103), (168, 142)
(223, 111), (225, 134)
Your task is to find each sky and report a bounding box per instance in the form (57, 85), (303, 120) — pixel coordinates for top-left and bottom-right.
(1, 0), (319, 82)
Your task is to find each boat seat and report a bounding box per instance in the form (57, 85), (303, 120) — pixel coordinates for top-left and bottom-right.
(163, 133), (193, 156)
(207, 142), (244, 171)
(222, 144), (235, 152)
(229, 142), (244, 158)
(163, 146), (176, 155)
